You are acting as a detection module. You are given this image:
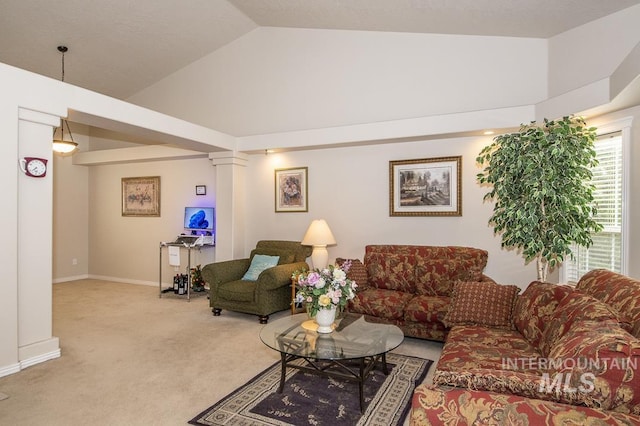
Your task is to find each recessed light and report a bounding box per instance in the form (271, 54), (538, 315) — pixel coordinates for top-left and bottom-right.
(483, 130), (495, 135)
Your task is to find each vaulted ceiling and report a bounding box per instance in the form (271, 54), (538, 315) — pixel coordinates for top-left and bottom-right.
(1, 0), (639, 100)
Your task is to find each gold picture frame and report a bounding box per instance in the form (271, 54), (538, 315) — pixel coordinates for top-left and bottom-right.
(122, 176), (161, 217)
(275, 167), (308, 212)
(389, 156), (462, 216)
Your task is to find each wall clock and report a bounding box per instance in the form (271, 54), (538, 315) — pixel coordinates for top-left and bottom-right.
(20, 157), (48, 178)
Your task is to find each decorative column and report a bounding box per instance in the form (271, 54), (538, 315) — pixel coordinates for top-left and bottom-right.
(16, 107), (61, 369)
(209, 151), (248, 262)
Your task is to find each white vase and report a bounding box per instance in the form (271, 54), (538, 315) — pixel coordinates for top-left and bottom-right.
(315, 306), (337, 333)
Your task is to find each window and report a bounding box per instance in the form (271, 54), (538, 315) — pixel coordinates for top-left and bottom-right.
(563, 118), (631, 284)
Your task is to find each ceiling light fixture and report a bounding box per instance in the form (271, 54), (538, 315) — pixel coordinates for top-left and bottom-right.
(52, 45), (78, 154)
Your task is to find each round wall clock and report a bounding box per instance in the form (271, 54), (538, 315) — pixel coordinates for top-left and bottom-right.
(20, 157), (48, 178)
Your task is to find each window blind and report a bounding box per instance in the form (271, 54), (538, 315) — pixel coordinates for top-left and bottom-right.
(565, 132), (623, 284)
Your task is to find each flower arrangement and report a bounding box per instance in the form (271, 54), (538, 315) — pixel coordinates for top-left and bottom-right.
(293, 261), (358, 317)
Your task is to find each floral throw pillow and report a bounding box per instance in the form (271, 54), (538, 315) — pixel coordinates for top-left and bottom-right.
(443, 281), (520, 329)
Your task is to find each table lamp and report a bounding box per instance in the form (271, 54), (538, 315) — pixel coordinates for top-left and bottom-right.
(301, 219), (336, 269)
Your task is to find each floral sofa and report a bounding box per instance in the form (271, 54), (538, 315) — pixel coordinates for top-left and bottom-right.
(340, 244), (491, 341)
(410, 269), (640, 425)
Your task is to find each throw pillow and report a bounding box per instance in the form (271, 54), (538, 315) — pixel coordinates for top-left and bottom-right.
(250, 248), (295, 265)
(241, 254), (280, 281)
(336, 258), (368, 290)
(443, 281), (520, 329)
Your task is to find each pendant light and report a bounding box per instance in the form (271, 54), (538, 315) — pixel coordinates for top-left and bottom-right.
(52, 45), (78, 154)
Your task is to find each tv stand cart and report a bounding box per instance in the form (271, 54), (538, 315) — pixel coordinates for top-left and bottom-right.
(159, 238), (214, 301)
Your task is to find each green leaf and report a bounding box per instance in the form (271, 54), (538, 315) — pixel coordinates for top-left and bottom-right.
(476, 115), (599, 279)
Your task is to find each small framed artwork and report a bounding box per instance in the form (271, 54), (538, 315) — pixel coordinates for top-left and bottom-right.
(275, 167), (308, 213)
(389, 156), (462, 216)
(122, 176), (161, 217)
(195, 185), (206, 195)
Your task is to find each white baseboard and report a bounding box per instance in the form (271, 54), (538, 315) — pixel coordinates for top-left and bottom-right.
(53, 274), (90, 284)
(88, 275), (157, 287)
(0, 363), (21, 378)
(20, 349), (61, 370)
(0, 347), (61, 378)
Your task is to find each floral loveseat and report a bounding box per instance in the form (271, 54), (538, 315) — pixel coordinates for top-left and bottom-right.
(341, 244), (491, 341)
(410, 269), (640, 425)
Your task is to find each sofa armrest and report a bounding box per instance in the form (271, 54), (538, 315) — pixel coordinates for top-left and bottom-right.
(256, 261), (309, 292)
(202, 258), (251, 287)
(410, 384), (640, 426)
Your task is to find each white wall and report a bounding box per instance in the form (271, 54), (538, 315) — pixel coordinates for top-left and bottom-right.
(548, 4), (640, 98)
(128, 27), (547, 137)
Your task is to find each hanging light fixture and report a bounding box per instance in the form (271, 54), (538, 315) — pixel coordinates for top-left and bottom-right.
(52, 45), (78, 154)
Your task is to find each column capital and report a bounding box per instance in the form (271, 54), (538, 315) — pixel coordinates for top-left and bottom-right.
(209, 151), (248, 167)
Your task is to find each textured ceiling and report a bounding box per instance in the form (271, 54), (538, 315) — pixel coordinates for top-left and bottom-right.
(0, 0), (638, 100)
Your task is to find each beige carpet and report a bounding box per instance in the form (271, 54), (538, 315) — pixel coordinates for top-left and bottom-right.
(0, 280), (443, 425)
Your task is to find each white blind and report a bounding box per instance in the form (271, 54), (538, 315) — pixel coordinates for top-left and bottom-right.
(565, 132), (623, 283)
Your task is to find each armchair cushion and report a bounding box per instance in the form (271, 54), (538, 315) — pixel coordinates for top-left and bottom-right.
(241, 254), (280, 281)
(218, 281), (256, 302)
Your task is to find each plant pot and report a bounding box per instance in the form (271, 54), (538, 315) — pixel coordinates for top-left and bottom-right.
(315, 306), (337, 333)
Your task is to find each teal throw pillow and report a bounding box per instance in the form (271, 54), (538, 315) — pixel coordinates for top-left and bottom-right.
(241, 254), (280, 281)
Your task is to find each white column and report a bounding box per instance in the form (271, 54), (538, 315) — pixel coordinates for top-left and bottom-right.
(209, 151), (248, 261)
(17, 108), (61, 368)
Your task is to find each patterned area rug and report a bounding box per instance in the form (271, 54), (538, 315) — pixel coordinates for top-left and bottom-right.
(189, 353), (432, 426)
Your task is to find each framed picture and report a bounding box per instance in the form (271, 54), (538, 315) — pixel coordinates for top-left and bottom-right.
(195, 185), (206, 195)
(122, 176), (161, 217)
(389, 156), (462, 216)
(275, 167), (308, 213)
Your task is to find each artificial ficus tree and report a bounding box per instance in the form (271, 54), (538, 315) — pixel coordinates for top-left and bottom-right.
(476, 116), (603, 282)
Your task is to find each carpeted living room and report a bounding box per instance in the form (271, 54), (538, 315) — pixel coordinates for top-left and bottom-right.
(2, 1), (640, 425)
(0, 279), (443, 425)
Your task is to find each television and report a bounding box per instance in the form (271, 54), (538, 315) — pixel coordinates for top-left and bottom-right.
(184, 207), (214, 234)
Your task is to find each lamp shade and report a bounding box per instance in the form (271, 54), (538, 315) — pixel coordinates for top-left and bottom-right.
(301, 219), (336, 246)
(302, 219), (336, 270)
(52, 139), (78, 154)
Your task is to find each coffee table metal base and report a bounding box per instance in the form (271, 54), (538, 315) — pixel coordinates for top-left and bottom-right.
(277, 352), (389, 413)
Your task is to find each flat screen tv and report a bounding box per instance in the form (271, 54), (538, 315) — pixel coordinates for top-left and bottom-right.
(184, 207), (214, 233)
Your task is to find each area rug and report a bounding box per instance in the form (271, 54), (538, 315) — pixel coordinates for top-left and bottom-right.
(189, 353), (432, 426)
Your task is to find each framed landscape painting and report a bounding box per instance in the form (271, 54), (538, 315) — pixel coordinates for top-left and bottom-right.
(275, 167), (308, 212)
(389, 156), (461, 216)
(122, 176), (161, 217)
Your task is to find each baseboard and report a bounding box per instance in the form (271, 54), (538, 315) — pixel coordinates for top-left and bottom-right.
(0, 363), (21, 378)
(88, 275), (157, 287)
(19, 337), (61, 371)
(53, 274), (90, 284)
(0, 346), (61, 378)
(20, 348), (61, 370)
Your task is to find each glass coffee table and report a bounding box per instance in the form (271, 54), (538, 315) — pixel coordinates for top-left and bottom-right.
(260, 313), (404, 412)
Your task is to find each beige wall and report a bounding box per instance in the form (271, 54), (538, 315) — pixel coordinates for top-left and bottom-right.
(53, 124), (90, 281)
(87, 157), (217, 286)
(245, 135), (540, 287)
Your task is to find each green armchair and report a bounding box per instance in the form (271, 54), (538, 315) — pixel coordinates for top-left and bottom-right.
(201, 240), (311, 323)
